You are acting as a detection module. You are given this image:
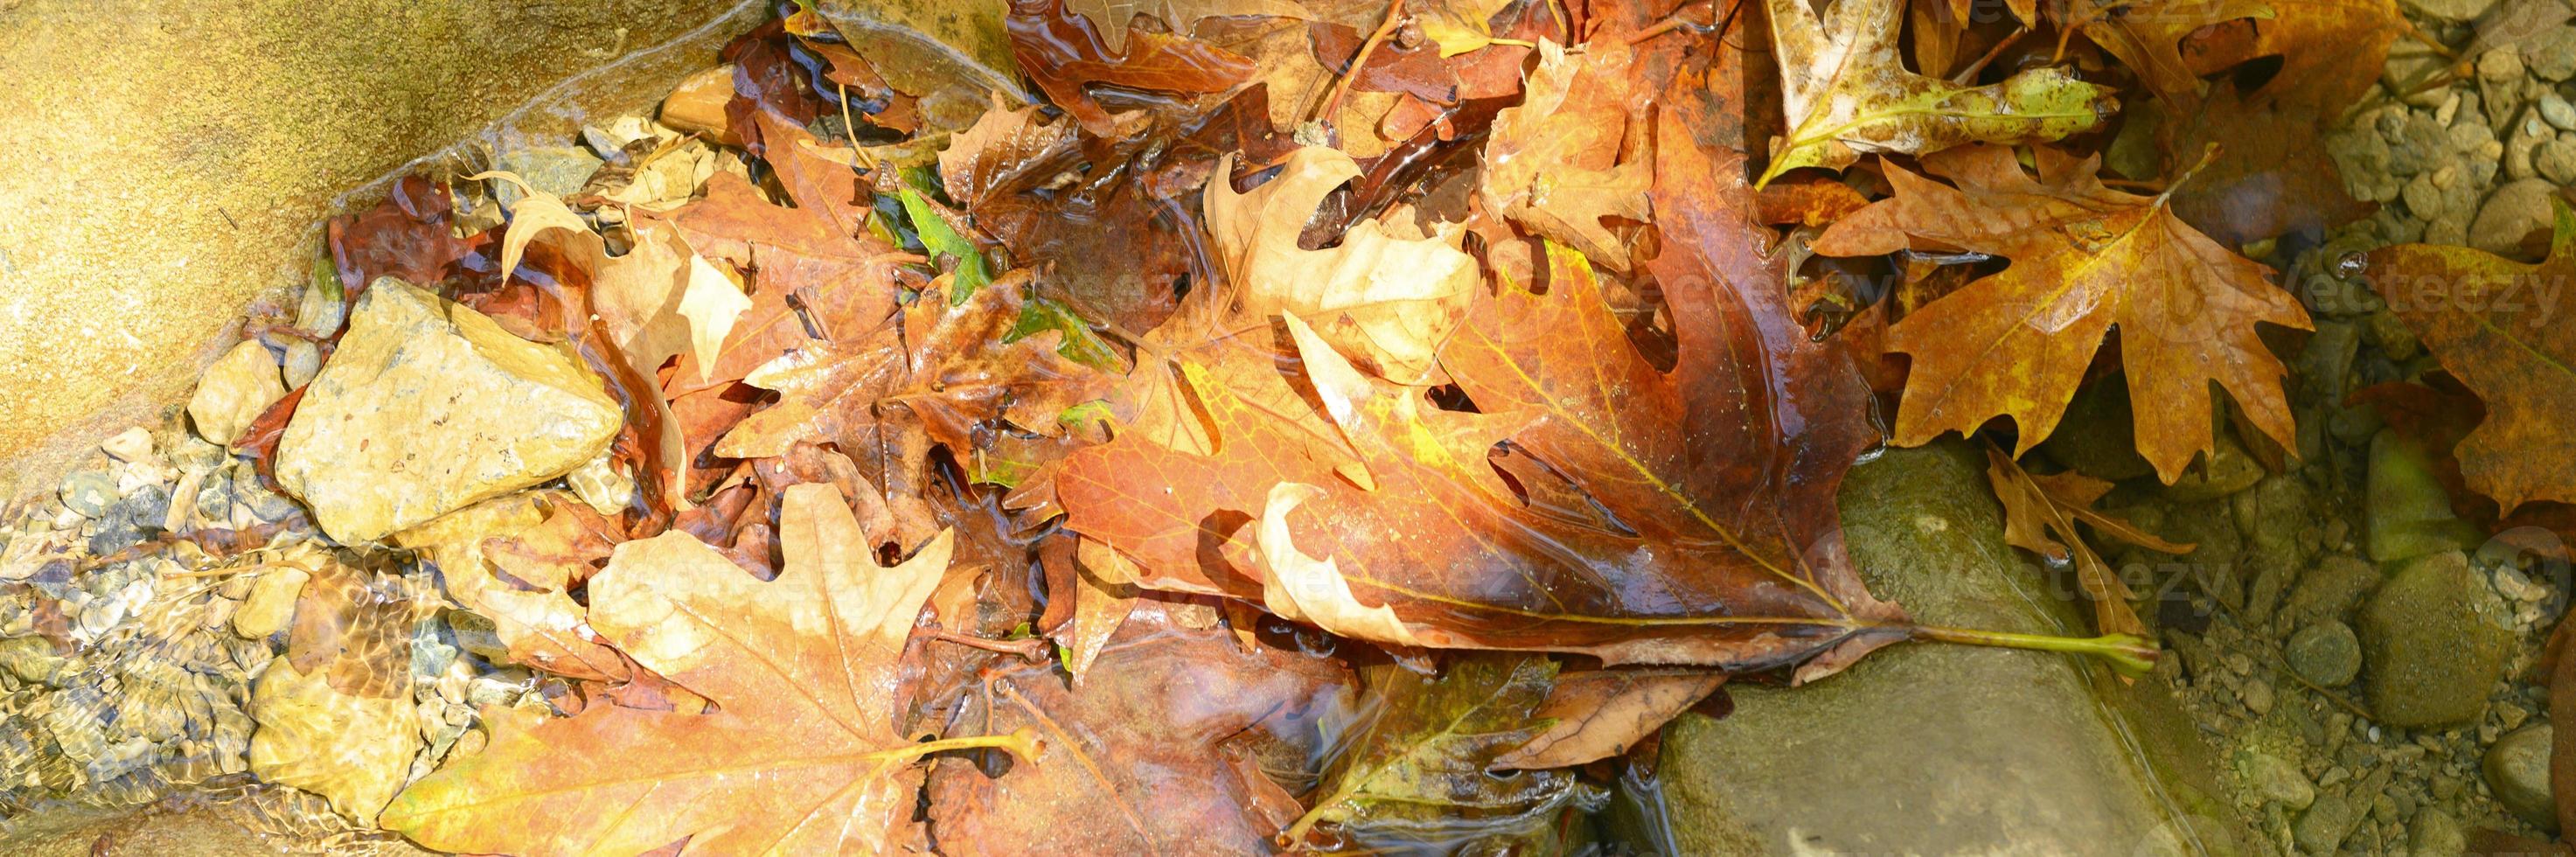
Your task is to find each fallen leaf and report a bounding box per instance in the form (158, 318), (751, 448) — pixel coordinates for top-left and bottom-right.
(2058, 0), (2269, 107)
(1760, 0), (2117, 185)
(2161, 87), (2374, 246)
(925, 598), (1351, 854)
(1984, 446), (2195, 637)
(2363, 201), (2576, 512)
(394, 492), (632, 683)
(1811, 144), (2312, 482)
(1488, 667), (1725, 770)
(1479, 39), (1652, 271)
(1062, 0), (1316, 52)
(1280, 655), (1586, 851)
(380, 484), (1036, 855)
(1008, 0), (1258, 135)
(1415, 0), (1522, 56)
(1205, 146), (1477, 384)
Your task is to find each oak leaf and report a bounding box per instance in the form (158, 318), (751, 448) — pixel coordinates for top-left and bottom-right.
(2364, 202), (2576, 512)
(1811, 144), (2312, 483)
(380, 484), (1035, 855)
(1205, 146), (1477, 384)
(1984, 446), (2194, 638)
(393, 491), (632, 684)
(1760, 0), (2118, 185)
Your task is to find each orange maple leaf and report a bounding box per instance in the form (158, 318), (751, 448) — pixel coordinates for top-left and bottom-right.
(381, 484), (1035, 855)
(1813, 144), (2312, 483)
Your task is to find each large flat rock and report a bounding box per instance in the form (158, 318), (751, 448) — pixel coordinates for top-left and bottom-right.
(275, 280), (621, 543)
(0, 0), (758, 504)
(1659, 442), (2255, 854)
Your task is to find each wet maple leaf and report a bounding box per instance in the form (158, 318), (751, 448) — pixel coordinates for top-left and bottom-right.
(1280, 655), (1584, 850)
(1984, 446), (2194, 638)
(1812, 144), (2312, 483)
(381, 484), (1035, 856)
(1759, 0), (2118, 185)
(2161, 87), (2374, 247)
(1007, 0), (1257, 135)
(925, 599), (1350, 854)
(1204, 146), (1477, 384)
(1064, 114), (1910, 672)
(2364, 203), (2576, 512)
(1479, 38), (1652, 271)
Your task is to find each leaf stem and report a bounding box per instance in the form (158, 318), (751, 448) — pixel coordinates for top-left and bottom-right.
(860, 726), (1043, 766)
(1307, 0), (1407, 125)
(1907, 624), (2160, 677)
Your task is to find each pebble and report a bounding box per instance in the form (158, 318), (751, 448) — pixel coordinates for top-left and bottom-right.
(2294, 792), (2357, 854)
(2539, 138), (2576, 185)
(2242, 678), (2274, 714)
(2288, 621), (2364, 687)
(2482, 47), (2528, 88)
(59, 470), (119, 519)
(2361, 551), (2515, 727)
(2412, 807), (2468, 857)
(2545, 92), (2576, 131)
(2472, 178), (2560, 257)
(231, 566), (309, 639)
(2530, 27), (2576, 81)
(100, 427), (157, 463)
(2483, 724), (2559, 832)
(2239, 750), (2316, 810)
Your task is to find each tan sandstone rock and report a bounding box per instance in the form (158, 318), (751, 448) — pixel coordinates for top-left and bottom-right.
(247, 655), (421, 824)
(185, 340), (286, 446)
(275, 278), (622, 543)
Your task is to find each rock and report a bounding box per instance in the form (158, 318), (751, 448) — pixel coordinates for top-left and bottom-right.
(247, 656), (421, 824)
(2242, 678), (2275, 714)
(185, 339), (285, 447)
(2481, 46), (2528, 83)
(2510, 122), (2545, 179)
(1660, 442), (2252, 854)
(2361, 307), (2421, 361)
(2485, 724), (2559, 832)
(2412, 807), (2468, 856)
(2471, 178), (2559, 258)
(2160, 433), (2265, 502)
(2327, 128), (2399, 202)
(2385, 40), (2451, 99)
(57, 470), (118, 519)
(2286, 620), (2364, 686)
(280, 338), (320, 389)
(275, 279), (623, 543)
(2531, 27), (2576, 81)
(99, 426), (155, 463)
(486, 146), (602, 211)
(2545, 93), (2576, 131)
(2294, 792), (2358, 854)
(2540, 138), (2576, 185)
(2403, 171), (2445, 219)
(2299, 320), (2360, 401)
(231, 566), (309, 639)
(2366, 430), (2486, 564)
(2238, 750), (2315, 810)
(658, 65), (738, 144)
(567, 452), (635, 516)
(2360, 551), (2514, 728)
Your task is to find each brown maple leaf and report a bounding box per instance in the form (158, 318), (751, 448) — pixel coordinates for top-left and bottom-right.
(1812, 144), (2312, 483)
(1479, 38), (1652, 272)
(1984, 446), (2194, 638)
(2364, 203), (2576, 512)
(2056, 0), (2269, 108)
(381, 484), (1036, 855)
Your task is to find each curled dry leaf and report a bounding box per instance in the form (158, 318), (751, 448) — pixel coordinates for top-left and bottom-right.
(1984, 446), (2195, 638)
(1812, 145), (2311, 483)
(1760, 0), (2117, 185)
(381, 484), (1035, 856)
(1205, 146), (1477, 384)
(2364, 202), (2576, 512)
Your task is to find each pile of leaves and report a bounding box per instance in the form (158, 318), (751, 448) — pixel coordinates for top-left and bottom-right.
(254, 0), (2452, 850)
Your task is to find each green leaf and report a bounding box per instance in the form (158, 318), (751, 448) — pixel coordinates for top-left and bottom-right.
(897, 186), (992, 303)
(1285, 655), (1591, 851)
(1009, 296), (1122, 371)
